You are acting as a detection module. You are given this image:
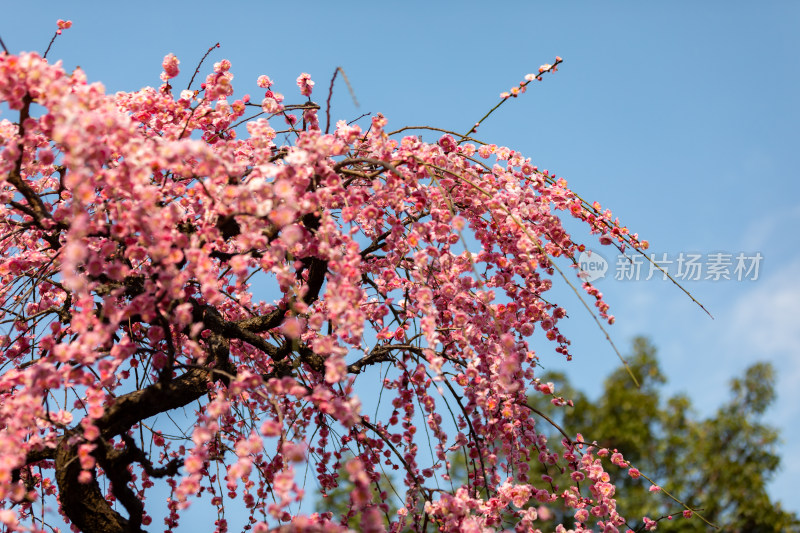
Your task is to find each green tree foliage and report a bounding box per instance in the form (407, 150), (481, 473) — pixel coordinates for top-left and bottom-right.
(528, 337), (799, 532)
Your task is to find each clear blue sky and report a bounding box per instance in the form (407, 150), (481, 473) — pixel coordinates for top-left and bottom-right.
(3, 0), (799, 523)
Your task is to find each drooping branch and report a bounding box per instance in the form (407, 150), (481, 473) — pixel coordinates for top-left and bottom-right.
(5, 95), (64, 250)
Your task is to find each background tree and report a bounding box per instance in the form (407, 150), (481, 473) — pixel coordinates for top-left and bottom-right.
(314, 450), (402, 530)
(525, 337), (800, 532)
(1, 22), (711, 533)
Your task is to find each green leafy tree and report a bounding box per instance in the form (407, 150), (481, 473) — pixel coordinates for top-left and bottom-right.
(527, 337), (799, 532)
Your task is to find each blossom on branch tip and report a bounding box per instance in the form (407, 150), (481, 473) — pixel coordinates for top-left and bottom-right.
(296, 72), (315, 97)
(56, 19), (72, 34)
(257, 75), (273, 88)
(161, 53), (180, 80)
(438, 134), (457, 153)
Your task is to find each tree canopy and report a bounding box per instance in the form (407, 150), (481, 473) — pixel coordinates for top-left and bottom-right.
(0, 21), (749, 533)
(525, 338), (799, 532)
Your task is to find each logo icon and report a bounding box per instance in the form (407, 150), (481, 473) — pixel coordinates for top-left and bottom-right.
(578, 250), (608, 282)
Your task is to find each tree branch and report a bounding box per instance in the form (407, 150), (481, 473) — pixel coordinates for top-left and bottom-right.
(55, 429), (131, 533)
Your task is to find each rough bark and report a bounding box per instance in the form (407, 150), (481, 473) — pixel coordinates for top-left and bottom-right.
(55, 429), (131, 533)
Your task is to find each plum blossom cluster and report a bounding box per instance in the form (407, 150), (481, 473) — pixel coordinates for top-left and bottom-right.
(55, 20), (72, 35)
(500, 58), (562, 99)
(0, 35), (673, 533)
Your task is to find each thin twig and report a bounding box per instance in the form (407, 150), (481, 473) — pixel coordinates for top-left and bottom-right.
(325, 67), (340, 134)
(462, 57), (562, 139)
(518, 402), (573, 445)
(347, 111), (371, 125)
(634, 470), (718, 529)
(325, 66), (359, 134)
(43, 31), (60, 59)
(565, 187), (713, 318)
(187, 43), (220, 90)
(387, 125), (481, 145)
(339, 67), (359, 107)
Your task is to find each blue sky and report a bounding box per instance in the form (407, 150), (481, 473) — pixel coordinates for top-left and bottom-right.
(3, 0), (799, 523)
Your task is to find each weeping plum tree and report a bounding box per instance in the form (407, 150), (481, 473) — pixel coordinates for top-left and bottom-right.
(0, 21), (705, 533)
